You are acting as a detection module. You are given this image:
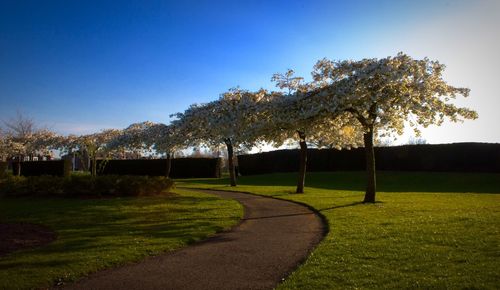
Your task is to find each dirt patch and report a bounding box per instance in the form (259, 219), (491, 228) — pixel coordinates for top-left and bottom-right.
(0, 223), (57, 257)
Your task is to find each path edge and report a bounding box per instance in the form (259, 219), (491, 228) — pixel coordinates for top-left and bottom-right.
(52, 187), (247, 289)
(180, 186), (330, 288)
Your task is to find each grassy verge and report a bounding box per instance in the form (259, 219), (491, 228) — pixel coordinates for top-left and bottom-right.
(0, 188), (243, 289)
(178, 171), (500, 289)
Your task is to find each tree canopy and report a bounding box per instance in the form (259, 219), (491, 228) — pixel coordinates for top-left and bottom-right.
(2, 52), (477, 198)
(311, 52), (478, 201)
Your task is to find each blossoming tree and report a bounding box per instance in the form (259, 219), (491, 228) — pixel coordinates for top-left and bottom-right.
(57, 129), (122, 176)
(173, 88), (268, 186)
(256, 70), (362, 193)
(109, 121), (158, 158)
(112, 121), (183, 177)
(2, 129), (60, 175)
(148, 123), (183, 177)
(312, 52), (478, 202)
(0, 129), (7, 161)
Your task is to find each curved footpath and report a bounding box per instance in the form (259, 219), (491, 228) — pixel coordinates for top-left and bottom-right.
(61, 189), (325, 290)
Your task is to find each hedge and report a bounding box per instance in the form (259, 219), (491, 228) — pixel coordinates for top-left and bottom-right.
(94, 158), (221, 178)
(0, 162), (7, 177)
(171, 158), (221, 178)
(12, 160), (72, 177)
(237, 143), (500, 175)
(0, 175), (174, 197)
(95, 159), (168, 176)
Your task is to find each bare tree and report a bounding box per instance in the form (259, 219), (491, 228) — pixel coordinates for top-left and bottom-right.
(2, 111), (37, 138)
(2, 111), (59, 175)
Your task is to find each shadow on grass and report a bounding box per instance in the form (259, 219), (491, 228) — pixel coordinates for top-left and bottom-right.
(0, 194), (239, 274)
(242, 201), (367, 219)
(244, 211), (315, 220)
(317, 201), (365, 212)
(178, 171), (500, 194)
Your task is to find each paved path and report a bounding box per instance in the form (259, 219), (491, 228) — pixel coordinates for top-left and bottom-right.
(62, 189), (325, 290)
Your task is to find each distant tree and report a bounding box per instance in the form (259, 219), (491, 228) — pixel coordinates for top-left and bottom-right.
(374, 137), (395, 147)
(108, 121), (181, 177)
(2, 111), (36, 139)
(407, 136), (428, 145)
(147, 123), (183, 177)
(0, 129), (8, 161)
(1, 112), (60, 175)
(1, 129), (60, 175)
(312, 52), (478, 202)
(190, 147), (204, 158)
(57, 129), (121, 177)
(2, 111), (36, 170)
(109, 121), (157, 159)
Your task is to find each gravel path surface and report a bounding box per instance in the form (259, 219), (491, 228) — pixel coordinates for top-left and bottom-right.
(62, 189), (325, 290)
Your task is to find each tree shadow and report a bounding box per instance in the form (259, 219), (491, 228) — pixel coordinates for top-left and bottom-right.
(0, 194), (241, 279)
(317, 201), (365, 212)
(243, 211), (315, 220)
(180, 171), (500, 194)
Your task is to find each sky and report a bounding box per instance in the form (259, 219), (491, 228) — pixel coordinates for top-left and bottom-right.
(0, 0), (499, 145)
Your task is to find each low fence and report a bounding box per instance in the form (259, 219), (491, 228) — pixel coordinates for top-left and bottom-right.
(95, 158), (222, 178)
(11, 160), (72, 177)
(237, 143), (500, 175)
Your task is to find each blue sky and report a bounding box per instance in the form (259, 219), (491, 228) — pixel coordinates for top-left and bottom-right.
(1, 0), (498, 144)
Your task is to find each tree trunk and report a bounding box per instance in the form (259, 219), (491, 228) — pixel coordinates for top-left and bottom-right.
(296, 131), (307, 194)
(16, 155), (22, 176)
(166, 153), (172, 178)
(363, 125), (376, 203)
(81, 150), (90, 172)
(91, 154), (97, 177)
(225, 139), (237, 187)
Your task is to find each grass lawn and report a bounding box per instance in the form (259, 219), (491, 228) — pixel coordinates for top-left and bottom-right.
(179, 171), (500, 289)
(0, 188), (243, 289)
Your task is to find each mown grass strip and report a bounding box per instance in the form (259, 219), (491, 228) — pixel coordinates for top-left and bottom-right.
(0, 188), (243, 289)
(179, 171), (500, 289)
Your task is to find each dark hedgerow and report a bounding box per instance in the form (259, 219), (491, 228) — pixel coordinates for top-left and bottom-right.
(237, 143), (500, 175)
(94, 158), (221, 178)
(12, 160), (72, 177)
(0, 162), (7, 178)
(0, 175), (174, 197)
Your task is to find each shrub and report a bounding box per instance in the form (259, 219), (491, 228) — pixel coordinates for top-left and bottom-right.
(0, 175), (29, 196)
(26, 175), (65, 196)
(0, 175), (174, 197)
(64, 174), (96, 196)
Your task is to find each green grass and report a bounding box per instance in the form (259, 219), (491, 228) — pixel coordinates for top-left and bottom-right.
(179, 171), (500, 289)
(0, 188), (243, 289)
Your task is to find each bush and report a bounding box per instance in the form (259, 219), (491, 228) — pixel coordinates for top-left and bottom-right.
(64, 174), (96, 196)
(0, 175), (29, 196)
(0, 175), (174, 197)
(27, 175), (65, 195)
